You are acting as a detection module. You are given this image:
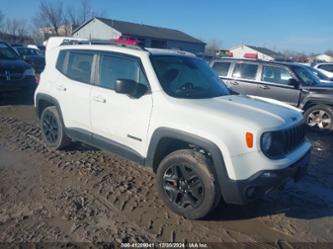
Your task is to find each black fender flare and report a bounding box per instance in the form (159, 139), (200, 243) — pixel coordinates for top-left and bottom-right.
(145, 127), (244, 204)
(300, 96), (333, 110)
(35, 93), (65, 128)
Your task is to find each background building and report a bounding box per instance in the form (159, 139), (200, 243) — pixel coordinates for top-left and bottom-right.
(313, 53), (333, 62)
(72, 17), (205, 54)
(230, 44), (284, 61)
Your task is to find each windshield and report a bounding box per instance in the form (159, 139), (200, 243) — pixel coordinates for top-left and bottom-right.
(307, 66), (331, 81)
(150, 55), (230, 99)
(17, 47), (40, 56)
(0, 43), (19, 59)
(292, 65), (321, 86)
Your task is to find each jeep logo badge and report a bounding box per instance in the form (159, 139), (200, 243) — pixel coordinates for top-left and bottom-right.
(4, 71), (11, 80)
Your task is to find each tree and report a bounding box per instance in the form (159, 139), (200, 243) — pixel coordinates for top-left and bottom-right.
(325, 50), (333, 57)
(34, 0), (65, 36)
(4, 18), (27, 37)
(205, 39), (222, 56)
(66, 0), (105, 28)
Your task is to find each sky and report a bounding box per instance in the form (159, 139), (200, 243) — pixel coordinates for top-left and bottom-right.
(1, 0), (332, 54)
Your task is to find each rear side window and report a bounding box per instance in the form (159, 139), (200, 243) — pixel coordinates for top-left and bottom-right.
(232, 63), (258, 80)
(212, 62), (231, 76)
(261, 66), (293, 85)
(318, 64), (333, 72)
(98, 53), (148, 90)
(56, 50), (66, 72)
(66, 51), (94, 83)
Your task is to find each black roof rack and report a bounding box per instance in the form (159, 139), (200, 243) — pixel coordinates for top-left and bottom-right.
(60, 39), (147, 52)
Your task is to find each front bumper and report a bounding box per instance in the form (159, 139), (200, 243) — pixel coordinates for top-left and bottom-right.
(0, 76), (36, 92)
(223, 149), (311, 205)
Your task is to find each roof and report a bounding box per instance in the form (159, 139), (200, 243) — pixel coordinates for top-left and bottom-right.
(245, 45), (283, 59)
(73, 17), (205, 45)
(146, 48), (195, 57)
(211, 57), (302, 67)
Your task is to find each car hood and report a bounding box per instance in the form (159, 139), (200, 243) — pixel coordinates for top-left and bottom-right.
(0, 59), (31, 72)
(183, 95), (303, 130)
(306, 82), (333, 91)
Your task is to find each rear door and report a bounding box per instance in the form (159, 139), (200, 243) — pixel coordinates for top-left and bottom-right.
(256, 64), (301, 106)
(224, 62), (260, 95)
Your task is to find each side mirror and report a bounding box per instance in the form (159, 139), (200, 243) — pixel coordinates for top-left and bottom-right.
(115, 79), (148, 97)
(289, 78), (300, 88)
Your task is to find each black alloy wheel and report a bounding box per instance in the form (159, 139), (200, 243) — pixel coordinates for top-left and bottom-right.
(163, 164), (204, 209)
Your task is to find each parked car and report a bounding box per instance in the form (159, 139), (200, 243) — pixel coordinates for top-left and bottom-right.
(210, 58), (333, 132)
(313, 63), (333, 79)
(306, 65), (333, 83)
(0, 41), (36, 93)
(15, 46), (45, 74)
(35, 37), (311, 219)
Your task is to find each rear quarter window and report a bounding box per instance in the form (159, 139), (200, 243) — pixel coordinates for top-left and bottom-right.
(56, 50), (66, 73)
(56, 50), (94, 84)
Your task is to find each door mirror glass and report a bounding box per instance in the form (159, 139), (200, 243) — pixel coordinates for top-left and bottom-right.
(289, 78), (300, 88)
(115, 79), (148, 97)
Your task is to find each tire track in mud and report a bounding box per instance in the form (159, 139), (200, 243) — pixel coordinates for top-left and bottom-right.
(1, 116), (332, 243)
(0, 116), (264, 242)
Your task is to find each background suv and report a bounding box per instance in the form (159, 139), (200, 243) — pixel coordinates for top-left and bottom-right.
(35, 37), (311, 219)
(211, 58), (333, 132)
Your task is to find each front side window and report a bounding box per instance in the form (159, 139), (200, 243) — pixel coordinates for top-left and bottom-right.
(0, 43), (19, 59)
(66, 51), (94, 83)
(232, 63), (258, 80)
(212, 61), (231, 76)
(98, 54), (148, 90)
(261, 66), (293, 85)
(150, 55), (230, 99)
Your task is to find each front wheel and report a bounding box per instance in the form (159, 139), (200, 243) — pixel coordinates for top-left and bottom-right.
(156, 149), (221, 219)
(304, 105), (333, 133)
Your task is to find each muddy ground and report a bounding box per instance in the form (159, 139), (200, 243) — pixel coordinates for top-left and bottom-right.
(0, 92), (333, 248)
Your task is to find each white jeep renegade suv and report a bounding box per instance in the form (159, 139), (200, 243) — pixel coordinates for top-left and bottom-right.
(35, 37), (312, 219)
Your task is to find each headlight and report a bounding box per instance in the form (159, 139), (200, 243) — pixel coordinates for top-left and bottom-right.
(23, 68), (35, 77)
(261, 133), (272, 152)
(261, 131), (286, 159)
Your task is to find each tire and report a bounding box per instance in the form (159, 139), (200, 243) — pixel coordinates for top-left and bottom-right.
(156, 149), (221, 219)
(40, 106), (71, 150)
(304, 105), (333, 133)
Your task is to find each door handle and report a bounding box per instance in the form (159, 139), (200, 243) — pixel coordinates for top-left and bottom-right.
(230, 81), (239, 86)
(259, 85), (269, 90)
(93, 95), (106, 103)
(56, 85), (67, 91)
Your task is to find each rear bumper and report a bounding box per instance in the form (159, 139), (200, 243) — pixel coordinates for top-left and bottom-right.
(222, 149), (311, 205)
(0, 76), (36, 92)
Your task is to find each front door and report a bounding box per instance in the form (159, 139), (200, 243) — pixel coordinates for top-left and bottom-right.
(90, 52), (153, 157)
(256, 65), (301, 106)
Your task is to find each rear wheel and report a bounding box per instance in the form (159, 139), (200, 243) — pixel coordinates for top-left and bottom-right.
(304, 105), (333, 133)
(156, 149), (221, 219)
(40, 106), (71, 149)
